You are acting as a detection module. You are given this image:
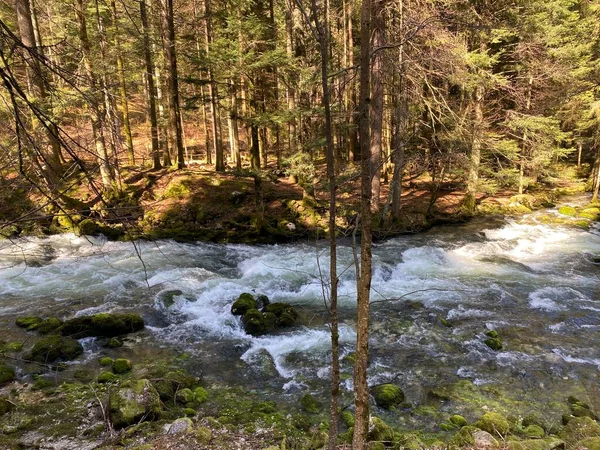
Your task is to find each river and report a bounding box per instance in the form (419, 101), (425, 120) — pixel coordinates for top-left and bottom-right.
(0, 204), (599, 428)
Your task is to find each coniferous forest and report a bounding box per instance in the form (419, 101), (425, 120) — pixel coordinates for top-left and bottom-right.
(0, 0), (600, 449)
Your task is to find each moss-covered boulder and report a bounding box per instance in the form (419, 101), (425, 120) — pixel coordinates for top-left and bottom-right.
(112, 358), (132, 374)
(196, 425), (212, 444)
(475, 412), (510, 436)
(33, 317), (63, 334)
(60, 313), (144, 338)
(524, 425), (545, 439)
(255, 294), (270, 309)
(396, 432), (423, 450)
(15, 316), (42, 330)
(99, 357), (113, 366)
(441, 414), (468, 431)
(152, 370), (196, 401)
(451, 425), (480, 447)
(508, 438), (565, 450)
(0, 397), (13, 416)
(167, 417), (193, 434)
(262, 302), (298, 327)
(0, 364), (15, 384)
(371, 383), (404, 410)
(568, 396), (597, 420)
(77, 219), (100, 236)
(25, 335), (83, 363)
(175, 388), (195, 404)
(484, 330), (503, 351)
(300, 393), (321, 413)
(559, 416), (600, 446)
(97, 371), (118, 383)
(192, 387), (208, 405)
(231, 293), (257, 315)
(558, 206), (577, 216)
(368, 417), (395, 445)
(241, 309), (267, 335)
(108, 379), (162, 428)
(575, 437), (600, 450)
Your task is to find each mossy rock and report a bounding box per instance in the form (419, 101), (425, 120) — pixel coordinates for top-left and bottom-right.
(0, 398), (13, 416)
(25, 335), (83, 363)
(112, 358), (132, 374)
(484, 337), (503, 351)
(196, 425), (212, 444)
(395, 432), (423, 450)
(99, 357), (113, 366)
(60, 313), (144, 338)
(152, 370), (196, 401)
(108, 379), (162, 429)
(184, 408), (196, 417)
(192, 387), (208, 405)
(568, 396), (597, 420)
(524, 425), (545, 439)
(97, 371), (118, 383)
(0, 365), (15, 384)
(33, 317), (63, 334)
(77, 219), (100, 236)
(485, 330), (499, 339)
(475, 412), (510, 436)
(15, 316), (42, 330)
(451, 425), (480, 447)
(262, 302), (298, 327)
(371, 383), (404, 410)
(242, 309), (268, 336)
(508, 438), (565, 450)
(558, 206), (577, 216)
(300, 393), (321, 413)
(231, 293), (257, 315)
(255, 294), (270, 309)
(107, 337), (123, 348)
(167, 417), (193, 434)
(450, 415), (468, 427)
(1, 342), (22, 352)
(522, 413), (550, 432)
(176, 388), (195, 404)
(559, 416), (600, 446)
(575, 437), (600, 450)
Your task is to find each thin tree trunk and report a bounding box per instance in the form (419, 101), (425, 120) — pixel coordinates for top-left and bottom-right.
(160, 0), (185, 169)
(369, 0), (384, 213)
(111, 0), (135, 165)
(140, 0), (161, 169)
(518, 74), (533, 195)
(204, 0), (224, 171)
(353, 0), (373, 447)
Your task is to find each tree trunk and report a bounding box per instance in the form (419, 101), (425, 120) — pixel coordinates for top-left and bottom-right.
(369, 0), (384, 213)
(204, 0), (224, 171)
(353, 0), (373, 447)
(160, 0), (185, 169)
(111, 0), (135, 165)
(75, 0), (115, 191)
(140, 0), (161, 169)
(465, 83), (483, 212)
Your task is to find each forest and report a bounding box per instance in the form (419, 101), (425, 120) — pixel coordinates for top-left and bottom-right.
(0, 0), (600, 449)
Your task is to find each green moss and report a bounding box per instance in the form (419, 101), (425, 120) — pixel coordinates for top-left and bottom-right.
(242, 309), (267, 335)
(559, 416), (600, 446)
(107, 337), (123, 348)
(97, 371), (118, 383)
(33, 317), (63, 334)
(99, 357), (113, 366)
(25, 335), (83, 363)
(196, 425), (212, 444)
(77, 219), (100, 236)
(1, 342), (22, 352)
(396, 432), (424, 450)
(112, 358), (132, 374)
(475, 412), (510, 436)
(367, 417), (394, 444)
(575, 437), (600, 450)
(108, 379), (162, 429)
(0, 398), (13, 416)
(524, 425), (545, 439)
(152, 370), (197, 401)
(341, 410), (355, 428)
(558, 206), (577, 216)
(451, 425), (479, 446)
(450, 415), (468, 427)
(371, 384), (404, 410)
(485, 330), (499, 339)
(15, 316), (42, 330)
(484, 337), (503, 351)
(231, 293), (257, 315)
(184, 408), (196, 417)
(0, 365), (14, 384)
(60, 313), (144, 338)
(163, 180), (192, 199)
(300, 393), (321, 413)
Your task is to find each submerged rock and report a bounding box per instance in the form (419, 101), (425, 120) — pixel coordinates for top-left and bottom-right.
(109, 379), (162, 428)
(25, 335), (83, 363)
(371, 383), (404, 410)
(231, 293), (258, 315)
(60, 313), (144, 338)
(262, 302), (298, 327)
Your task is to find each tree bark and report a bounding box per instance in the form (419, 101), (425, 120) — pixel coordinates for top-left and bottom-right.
(353, 0), (373, 447)
(369, 0), (384, 213)
(160, 0), (185, 169)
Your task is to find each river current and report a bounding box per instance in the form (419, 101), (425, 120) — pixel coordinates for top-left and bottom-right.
(0, 205), (599, 424)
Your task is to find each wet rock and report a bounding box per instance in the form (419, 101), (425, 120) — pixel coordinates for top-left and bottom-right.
(473, 430), (499, 448)
(231, 293), (258, 315)
(26, 335), (83, 363)
(476, 412), (510, 436)
(60, 313), (144, 338)
(0, 364), (15, 384)
(109, 379), (162, 428)
(242, 309), (269, 335)
(262, 302), (298, 327)
(112, 358), (132, 374)
(32, 317), (64, 334)
(255, 294), (270, 309)
(167, 417), (193, 434)
(300, 393), (321, 413)
(371, 383), (404, 410)
(15, 316), (42, 330)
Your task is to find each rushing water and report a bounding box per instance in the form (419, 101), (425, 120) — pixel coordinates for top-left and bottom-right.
(0, 204), (599, 425)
